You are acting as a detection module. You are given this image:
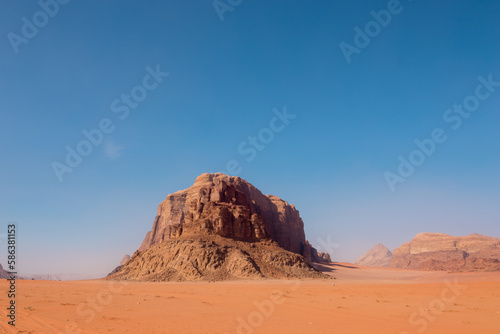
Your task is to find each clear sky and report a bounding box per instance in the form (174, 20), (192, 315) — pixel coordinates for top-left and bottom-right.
(1, 0), (499, 278)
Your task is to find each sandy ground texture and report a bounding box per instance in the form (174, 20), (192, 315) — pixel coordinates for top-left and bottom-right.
(1, 263), (499, 334)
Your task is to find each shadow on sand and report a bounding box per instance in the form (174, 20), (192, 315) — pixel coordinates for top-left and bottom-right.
(313, 262), (359, 274)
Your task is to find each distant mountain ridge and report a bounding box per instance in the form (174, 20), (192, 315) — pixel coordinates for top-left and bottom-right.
(25, 273), (95, 281)
(390, 233), (500, 271)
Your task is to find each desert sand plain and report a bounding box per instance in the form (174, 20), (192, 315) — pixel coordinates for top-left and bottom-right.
(1, 263), (499, 334)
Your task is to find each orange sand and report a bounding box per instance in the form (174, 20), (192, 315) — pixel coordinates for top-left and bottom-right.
(1, 263), (499, 334)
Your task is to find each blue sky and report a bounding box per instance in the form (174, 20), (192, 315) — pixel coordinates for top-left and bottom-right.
(1, 0), (499, 277)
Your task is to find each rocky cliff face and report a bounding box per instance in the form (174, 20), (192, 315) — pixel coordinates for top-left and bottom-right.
(354, 243), (392, 268)
(108, 173), (331, 281)
(138, 173), (329, 263)
(391, 233), (500, 271)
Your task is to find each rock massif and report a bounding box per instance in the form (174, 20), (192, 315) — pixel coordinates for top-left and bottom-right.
(108, 173), (330, 281)
(354, 243), (393, 268)
(391, 233), (500, 272)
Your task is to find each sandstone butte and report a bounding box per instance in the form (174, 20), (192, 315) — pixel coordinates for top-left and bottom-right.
(390, 232), (500, 271)
(354, 243), (393, 268)
(108, 173), (331, 281)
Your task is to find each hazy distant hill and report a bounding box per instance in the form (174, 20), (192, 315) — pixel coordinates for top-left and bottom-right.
(26, 273), (95, 281)
(0, 263), (10, 278)
(354, 243), (393, 267)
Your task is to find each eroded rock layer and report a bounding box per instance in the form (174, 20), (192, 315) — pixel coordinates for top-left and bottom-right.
(109, 235), (326, 281)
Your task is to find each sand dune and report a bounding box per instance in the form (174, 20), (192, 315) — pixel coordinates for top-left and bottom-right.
(1, 264), (499, 334)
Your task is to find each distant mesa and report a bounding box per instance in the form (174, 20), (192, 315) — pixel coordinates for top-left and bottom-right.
(391, 233), (500, 272)
(354, 243), (393, 268)
(108, 173), (331, 281)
